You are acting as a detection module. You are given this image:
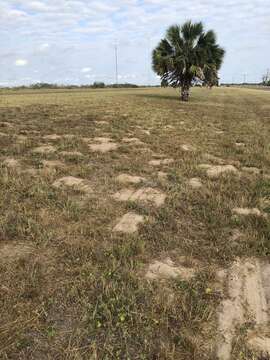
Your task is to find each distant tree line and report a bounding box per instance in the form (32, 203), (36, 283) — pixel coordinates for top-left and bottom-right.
(1, 82), (142, 90)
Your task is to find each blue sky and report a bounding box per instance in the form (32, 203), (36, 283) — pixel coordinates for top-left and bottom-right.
(1, 0), (269, 86)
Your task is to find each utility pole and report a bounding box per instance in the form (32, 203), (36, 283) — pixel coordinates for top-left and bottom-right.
(114, 42), (118, 85)
(243, 73), (247, 84)
(147, 36), (151, 87)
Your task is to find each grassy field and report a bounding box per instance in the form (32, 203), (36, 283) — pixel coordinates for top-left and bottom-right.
(0, 86), (269, 359)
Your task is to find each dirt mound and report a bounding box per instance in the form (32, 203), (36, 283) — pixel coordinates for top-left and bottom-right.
(203, 153), (227, 165)
(116, 174), (146, 184)
(43, 134), (62, 141)
(157, 171), (168, 180)
(42, 160), (65, 170)
(32, 145), (56, 154)
(199, 164), (238, 179)
(113, 212), (145, 234)
(53, 176), (92, 194)
(122, 137), (144, 145)
(146, 257), (195, 281)
(3, 158), (21, 169)
(59, 151), (84, 157)
(188, 178), (202, 189)
(232, 207), (265, 217)
(112, 187), (166, 207)
(149, 158), (174, 166)
(89, 137), (118, 153)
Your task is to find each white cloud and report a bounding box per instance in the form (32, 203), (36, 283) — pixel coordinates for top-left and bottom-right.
(38, 43), (50, 51)
(85, 74), (95, 79)
(15, 59), (28, 66)
(81, 67), (92, 73)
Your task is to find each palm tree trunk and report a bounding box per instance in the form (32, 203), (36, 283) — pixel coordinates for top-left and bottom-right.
(180, 85), (190, 101)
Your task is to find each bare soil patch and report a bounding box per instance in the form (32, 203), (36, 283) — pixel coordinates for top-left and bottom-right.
(116, 174), (146, 184)
(3, 158), (21, 169)
(216, 258), (270, 359)
(199, 164), (238, 179)
(112, 187), (166, 207)
(149, 158), (174, 166)
(122, 137), (145, 145)
(59, 150), (84, 157)
(232, 207), (265, 217)
(145, 257), (196, 281)
(32, 145), (57, 154)
(43, 134), (62, 141)
(113, 212), (145, 234)
(88, 137), (118, 153)
(42, 160), (65, 169)
(53, 176), (92, 194)
(188, 178), (203, 189)
(181, 144), (196, 152)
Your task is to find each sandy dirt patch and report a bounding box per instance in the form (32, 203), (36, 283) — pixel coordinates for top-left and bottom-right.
(59, 151), (84, 157)
(203, 153), (227, 165)
(199, 164), (238, 179)
(89, 142), (118, 153)
(94, 121), (109, 125)
(89, 137), (118, 153)
(112, 187), (166, 207)
(232, 207), (265, 217)
(181, 144), (196, 152)
(113, 212), (145, 234)
(140, 129), (151, 135)
(235, 142), (245, 147)
(122, 137), (145, 145)
(164, 125), (175, 130)
(157, 171), (168, 181)
(149, 158), (174, 166)
(53, 176), (92, 194)
(32, 145), (56, 154)
(217, 258), (270, 360)
(188, 178), (203, 189)
(42, 160), (65, 169)
(43, 134), (62, 141)
(116, 174), (146, 184)
(146, 257), (195, 281)
(3, 158), (21, 169)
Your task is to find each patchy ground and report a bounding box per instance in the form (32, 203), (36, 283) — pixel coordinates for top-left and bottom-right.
(0, 86), (269, 359)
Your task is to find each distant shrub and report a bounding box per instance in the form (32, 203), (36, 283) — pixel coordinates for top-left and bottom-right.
(92, 82), (105, 88)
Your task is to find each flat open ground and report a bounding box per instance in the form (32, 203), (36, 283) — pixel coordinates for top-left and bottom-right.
(0, 87), (270, 359)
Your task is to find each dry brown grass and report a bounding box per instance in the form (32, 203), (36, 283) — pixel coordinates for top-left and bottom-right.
(0, 86), (269, 359)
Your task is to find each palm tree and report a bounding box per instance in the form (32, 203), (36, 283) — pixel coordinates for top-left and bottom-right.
(152, 21), (225, 101)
